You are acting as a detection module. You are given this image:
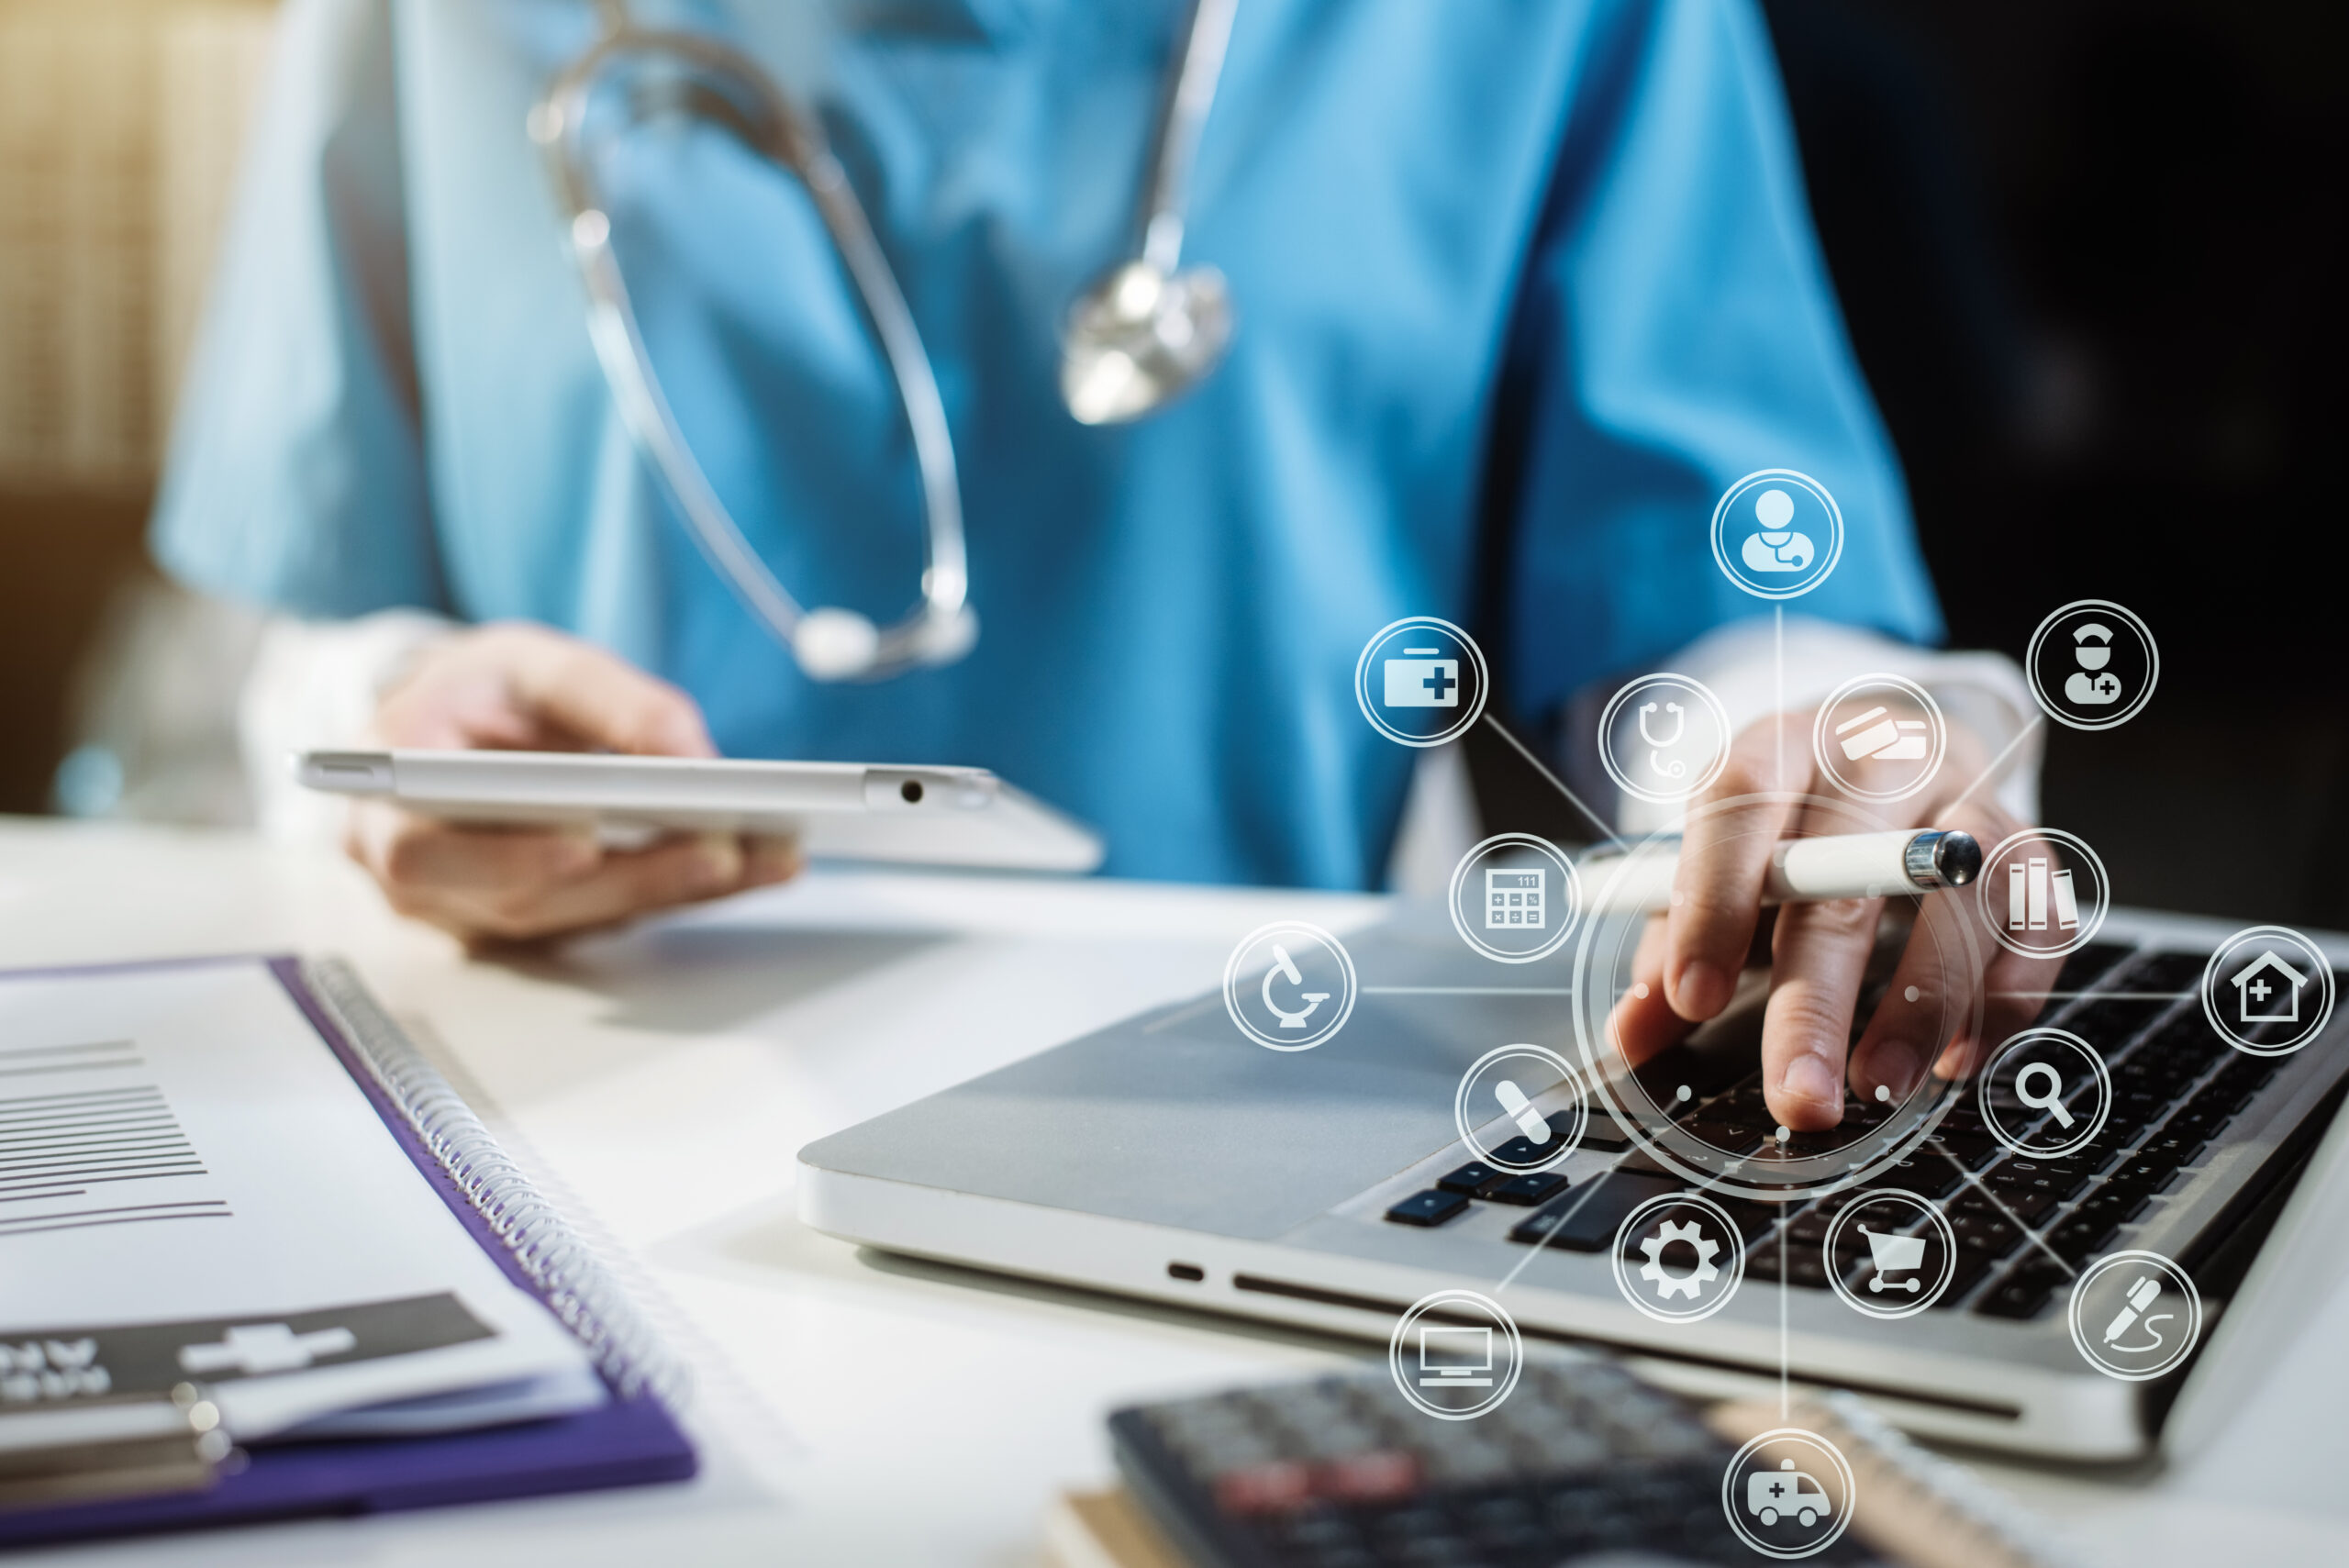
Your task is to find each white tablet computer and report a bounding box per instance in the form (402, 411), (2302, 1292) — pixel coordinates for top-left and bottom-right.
(295, 750), (1103, 873)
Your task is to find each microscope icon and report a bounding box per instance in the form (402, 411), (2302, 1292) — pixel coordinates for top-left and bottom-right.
(1263, 945), (1330, 1031)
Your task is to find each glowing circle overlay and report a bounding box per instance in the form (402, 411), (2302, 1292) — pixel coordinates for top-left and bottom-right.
(1721, 1428), (1856, 1560)
(1709, 470), (1845, 601)
(1571, 794), (1977, 1201)
(1976, 1029), (2110, 1159)
(1454, 1046), (1588, 1174)
(1221, 922), (1357, 1052)
(2025, 598), (2159, 732)
(1447, 833), (1584, 964)
(1597, 672), (1733, 806)
(1811, 673), (1947, 804)
(2199, 924), (2335, 1058)
(1609, 1190), (1748, 1324)
(1353, 617), (1489, 749)
(2066, 1250), (2202, 1383)
(1974, 827), (2112, 960)
(1822, 1189), (1958, 1319)
(1387, 1290), (1523, 1421)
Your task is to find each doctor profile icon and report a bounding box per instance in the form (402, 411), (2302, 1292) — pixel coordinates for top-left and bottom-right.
(2027, 600), (2157, 730)
(1711, 470), (1842, 600)
(1598, 673), (1731, 806)
(1223, 922), (1357, 1051)
(1740, 487), (1814, 573)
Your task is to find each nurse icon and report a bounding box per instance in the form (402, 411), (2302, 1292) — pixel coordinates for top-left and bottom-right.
(2063, 624), (2124, 706)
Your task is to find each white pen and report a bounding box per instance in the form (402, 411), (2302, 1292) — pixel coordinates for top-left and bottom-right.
(1584, 828), (1981, 914)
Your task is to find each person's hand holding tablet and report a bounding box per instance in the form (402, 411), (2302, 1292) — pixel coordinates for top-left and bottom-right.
(1608, 711), (2055, 1131)
(346, 624), (800, 944)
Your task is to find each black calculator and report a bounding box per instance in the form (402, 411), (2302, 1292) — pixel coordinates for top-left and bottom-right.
(1109, 1360), (1883, 1567)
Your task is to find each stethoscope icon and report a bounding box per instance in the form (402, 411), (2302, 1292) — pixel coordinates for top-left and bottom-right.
(1264, 945), (1330, 1031)
(1639, 701), (1687, 780)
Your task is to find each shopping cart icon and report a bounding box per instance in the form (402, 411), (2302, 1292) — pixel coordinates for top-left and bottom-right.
(1856, 1225), (1926, 1293)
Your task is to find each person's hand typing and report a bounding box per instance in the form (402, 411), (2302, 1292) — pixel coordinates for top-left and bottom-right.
(1606, 707), (2055, 1131)
(345, 623), (799, 944)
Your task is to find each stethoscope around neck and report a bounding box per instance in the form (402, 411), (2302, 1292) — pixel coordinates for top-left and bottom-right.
(531, 0), (1239, 682)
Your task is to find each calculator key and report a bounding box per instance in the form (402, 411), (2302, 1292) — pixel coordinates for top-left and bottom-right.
(1385, 1190), (1469, 1227)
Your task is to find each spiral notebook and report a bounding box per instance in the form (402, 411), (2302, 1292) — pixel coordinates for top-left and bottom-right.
(0, 954), (696, 1546)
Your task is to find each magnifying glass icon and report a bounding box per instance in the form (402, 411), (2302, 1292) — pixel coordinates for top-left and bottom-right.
(2013, 1062), (2075, 1129)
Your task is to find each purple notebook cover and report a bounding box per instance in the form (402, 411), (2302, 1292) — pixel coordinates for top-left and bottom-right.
(0, 955), (697, 1549)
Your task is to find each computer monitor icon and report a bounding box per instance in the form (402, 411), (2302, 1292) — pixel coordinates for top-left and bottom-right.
(1417, 1325), (1493, 1387)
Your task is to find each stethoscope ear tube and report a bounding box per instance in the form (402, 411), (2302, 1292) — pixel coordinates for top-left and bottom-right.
(534, 27), (975, 682)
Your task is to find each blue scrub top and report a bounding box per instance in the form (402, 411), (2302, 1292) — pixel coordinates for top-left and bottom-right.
(154, 0), (1941, 887)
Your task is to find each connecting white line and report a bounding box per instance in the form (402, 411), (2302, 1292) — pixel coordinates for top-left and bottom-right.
(1493, 1175), (1607, 1294)
(1773, 605), (1785, 784)
(1934, 1141), (2078, 1281)
(1362, 985), (1575, 996)
(1779, 1216), (1791, 1420)
(1991, 992), (2186, 1001)
(1476, 713), (1623, 849)
(1944, 713), (2044, 814)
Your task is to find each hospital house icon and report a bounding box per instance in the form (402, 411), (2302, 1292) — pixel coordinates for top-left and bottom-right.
(2232, 950), (2310, 1025)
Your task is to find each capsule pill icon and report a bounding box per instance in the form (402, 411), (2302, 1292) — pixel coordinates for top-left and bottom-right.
(1495, 1079), (1552, 1144)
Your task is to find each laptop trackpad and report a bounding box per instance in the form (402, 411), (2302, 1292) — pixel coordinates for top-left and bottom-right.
(798, 985), (1572, 1241)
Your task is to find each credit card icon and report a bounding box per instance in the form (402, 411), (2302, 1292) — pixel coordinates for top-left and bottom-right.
(1835, 706), (1929, 762)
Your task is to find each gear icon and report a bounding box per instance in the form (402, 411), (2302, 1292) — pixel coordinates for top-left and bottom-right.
(1638, 1218), (1721, 1302)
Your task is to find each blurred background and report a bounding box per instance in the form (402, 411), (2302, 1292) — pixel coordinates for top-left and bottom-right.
(2, 1), (2342, 918)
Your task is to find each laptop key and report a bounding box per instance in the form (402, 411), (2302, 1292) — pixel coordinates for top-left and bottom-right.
(1928, 1246), (1998, 1307)
(1486, 1172), (1570, 1207)
(1435, 1162), (1506, 1197)
(1488, 1134), (1567, 1167)
(1385, 1190), (1469, 1228)
(1974, 1276), (2055, 1319)
(1507, 1173), (1681, 1250)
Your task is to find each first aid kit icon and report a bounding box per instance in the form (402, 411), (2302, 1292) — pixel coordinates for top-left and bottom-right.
(1383, 649), (1460, 707)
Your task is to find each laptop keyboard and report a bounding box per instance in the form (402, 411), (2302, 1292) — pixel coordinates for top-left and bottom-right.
(1382, 943), (2327, 1321)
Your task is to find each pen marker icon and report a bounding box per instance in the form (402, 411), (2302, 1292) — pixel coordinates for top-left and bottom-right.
(1495, 1079), (1552, 1144)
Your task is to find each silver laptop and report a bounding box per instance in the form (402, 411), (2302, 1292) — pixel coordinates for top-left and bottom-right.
(798, 902), (2347, 1460)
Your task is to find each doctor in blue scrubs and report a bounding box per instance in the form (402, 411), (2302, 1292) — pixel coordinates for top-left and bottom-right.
(151, 0), (2039, 1129)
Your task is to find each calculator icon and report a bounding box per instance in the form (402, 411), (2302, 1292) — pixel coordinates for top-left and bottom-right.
(1486, 870), (1544, 929)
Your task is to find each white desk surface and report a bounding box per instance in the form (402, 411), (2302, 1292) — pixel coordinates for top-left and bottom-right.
(1, 819), (2343, 1566)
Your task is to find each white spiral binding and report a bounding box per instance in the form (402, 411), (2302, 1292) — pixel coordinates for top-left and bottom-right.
(304, 958), (687, 1407)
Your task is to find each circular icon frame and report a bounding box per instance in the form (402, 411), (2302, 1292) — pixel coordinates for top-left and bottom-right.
(1573, 795), (1981, 1202)
(1222, 922), (1358, 1052)
(1811, 673), (1946, 803)
(1447, 834), (1584, 964)
(1974, 827), (2111, 960)
(1388, 1290), (1523, 1421)
(1455, 1046), (1588, 1174)
(2025, 599), (2159, 732)
(1822, 1189), (1957, 1319)
(1711, 470), (1845, 601)
(1722, 1428), (1856, 1560)
(2200, 924), (2336, 1057)
(1611, 1190), (1747, 1324)
(1977, 1028), (2110, 1159)
(1597, 672), (1733, 806)
(2067, 1250), (2202, 1382)
(1353, 617), (1489, 749)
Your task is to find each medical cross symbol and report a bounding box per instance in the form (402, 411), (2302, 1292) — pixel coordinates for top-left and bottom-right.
(2248, 977), (2272, 1003)
(1421, 666), (1457, 702)
(178, 1323), (357, 1377)
(1768, 1481), (1787, 1499)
